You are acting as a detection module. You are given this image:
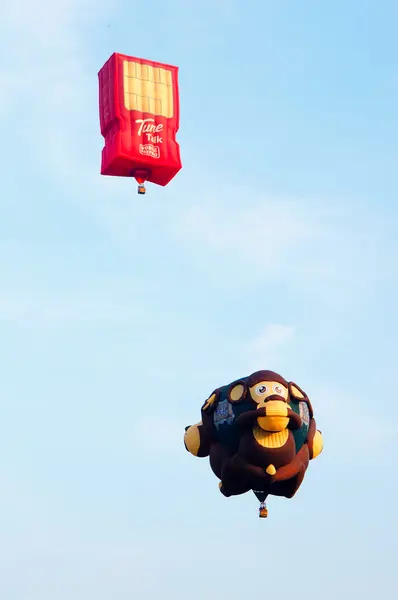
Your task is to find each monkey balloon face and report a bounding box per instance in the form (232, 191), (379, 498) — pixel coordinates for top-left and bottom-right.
(249, 378), (290, 432)
(202, 370), (309, 435)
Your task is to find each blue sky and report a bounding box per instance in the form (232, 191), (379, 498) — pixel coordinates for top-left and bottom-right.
(1, 0), (397, 598)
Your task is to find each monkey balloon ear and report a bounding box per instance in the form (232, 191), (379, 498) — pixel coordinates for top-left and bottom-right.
(202, 390), (219, 413)
(228, 380), (247, 403)
(289, 382), (314, 417)
(289, 382), (306, 400)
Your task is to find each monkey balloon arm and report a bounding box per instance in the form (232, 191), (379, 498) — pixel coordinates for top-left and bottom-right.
(306, 418), (323, 459)
(184, 422), (212, 457)
(287, 408), (302, 430)
(273, 444), (310, 483)
(235, 409), (265, 429)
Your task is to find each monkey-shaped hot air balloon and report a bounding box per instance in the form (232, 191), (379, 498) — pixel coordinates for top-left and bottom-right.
(184, 370), (323, 518)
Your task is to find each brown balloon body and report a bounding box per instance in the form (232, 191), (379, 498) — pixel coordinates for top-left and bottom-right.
(184, 370), (323, 506)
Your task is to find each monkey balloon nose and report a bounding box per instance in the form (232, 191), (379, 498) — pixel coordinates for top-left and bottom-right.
(257, 396), (287, 410)
(265, 394), (287, 403)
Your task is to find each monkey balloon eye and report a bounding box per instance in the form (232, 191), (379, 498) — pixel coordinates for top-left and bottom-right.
(273, 384), (283, 394)
(256, 384), (268, 395)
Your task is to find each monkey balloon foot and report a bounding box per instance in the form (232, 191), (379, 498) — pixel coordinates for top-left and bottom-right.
(218, 482), (233, 497)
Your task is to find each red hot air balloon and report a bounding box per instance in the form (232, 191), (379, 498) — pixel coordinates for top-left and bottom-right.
(98, 53), (182, 194)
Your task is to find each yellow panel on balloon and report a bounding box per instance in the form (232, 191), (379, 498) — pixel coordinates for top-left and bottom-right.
(123, 60), (174, 118)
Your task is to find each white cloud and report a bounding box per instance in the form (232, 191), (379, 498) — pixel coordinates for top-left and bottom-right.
(242, 323), (295, 370)
(171, 187), (398, 320)
(0, 278), (145, 328)
(173, 191), (327, 271)
(171, 189), (348, 294)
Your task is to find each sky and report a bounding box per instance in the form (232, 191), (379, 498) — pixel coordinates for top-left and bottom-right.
(1, 0), (397, 598)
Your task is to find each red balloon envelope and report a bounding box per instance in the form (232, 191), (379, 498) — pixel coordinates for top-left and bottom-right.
(98, 53), (182, 193)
